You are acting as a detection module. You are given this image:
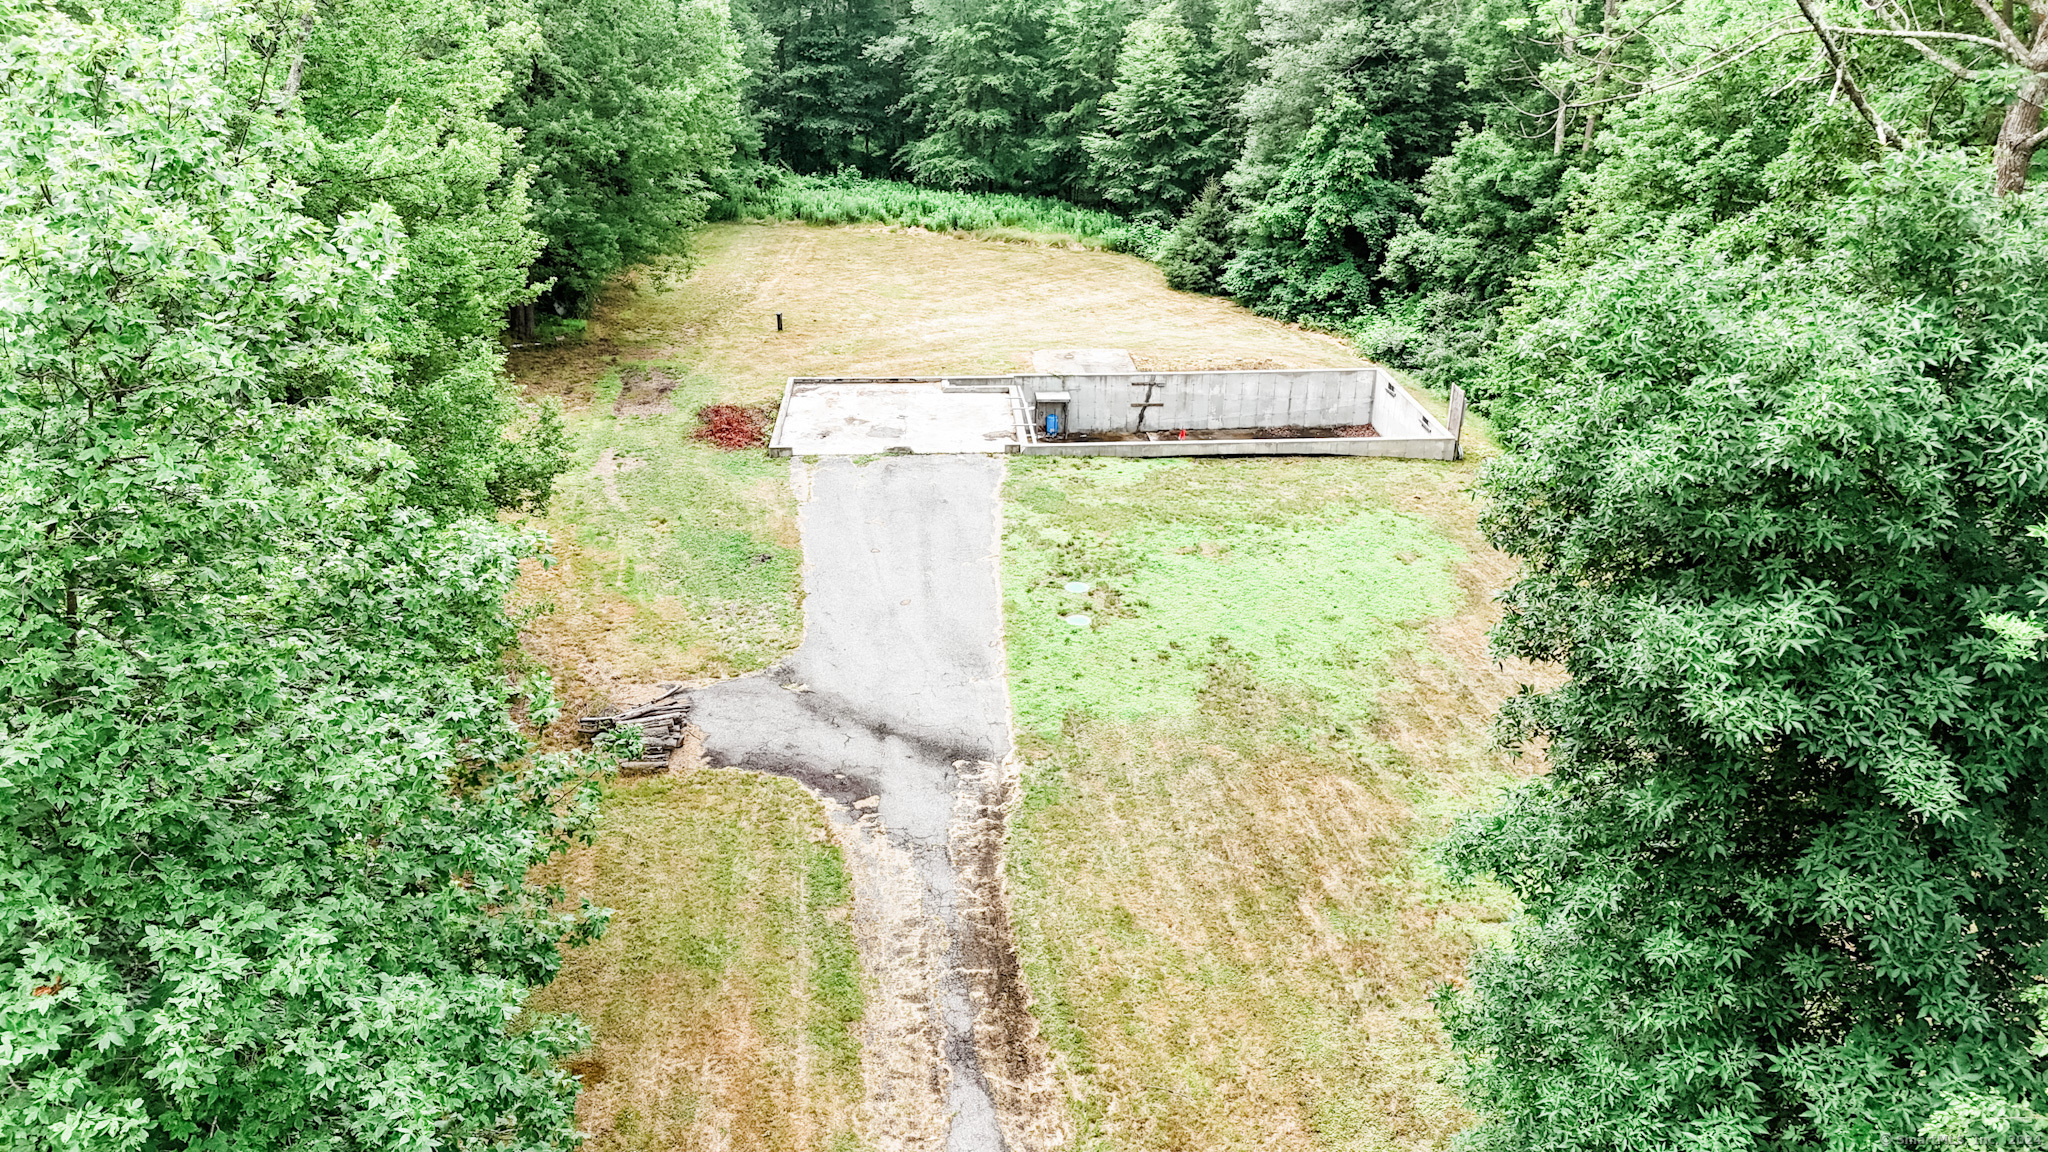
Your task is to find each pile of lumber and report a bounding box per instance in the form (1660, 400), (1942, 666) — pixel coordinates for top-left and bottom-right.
(578, 684), (691, 768)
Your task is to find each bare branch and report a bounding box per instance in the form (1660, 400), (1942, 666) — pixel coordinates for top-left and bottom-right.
(1766, 67), (1833, 97)
(1961, 0), (2032, 56)
(1796, 0), (1905, 147)
(1824, 20), (2012, 55)
(1869, 1), (1985, 76)
(279, 12), (314, 107)
(1547, 26), (1814, 111)
(2024, 122), (2048, 149)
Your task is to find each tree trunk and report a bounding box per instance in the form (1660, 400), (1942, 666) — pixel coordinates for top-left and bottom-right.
(1993, 75), (2045, 194)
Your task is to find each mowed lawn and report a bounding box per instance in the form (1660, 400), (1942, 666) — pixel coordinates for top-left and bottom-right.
(1002, 454), (1538, 1151)
(512, 221), (1547, 1151)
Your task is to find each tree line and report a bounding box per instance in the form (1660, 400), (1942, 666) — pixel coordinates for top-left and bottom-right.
(5, 0), (2048, 1145)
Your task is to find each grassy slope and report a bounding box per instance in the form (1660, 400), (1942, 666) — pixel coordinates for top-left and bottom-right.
(513, 220), (1548, 1151)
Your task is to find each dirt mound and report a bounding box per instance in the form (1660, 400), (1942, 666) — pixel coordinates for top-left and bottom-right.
(694, 403), (776, 449)
(614, 366), (676, 416)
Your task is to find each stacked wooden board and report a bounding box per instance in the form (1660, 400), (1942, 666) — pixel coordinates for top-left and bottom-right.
(577, 684), (691, 771)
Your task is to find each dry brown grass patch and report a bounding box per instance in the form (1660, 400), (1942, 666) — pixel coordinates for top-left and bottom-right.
(526, 770), (867, 1152)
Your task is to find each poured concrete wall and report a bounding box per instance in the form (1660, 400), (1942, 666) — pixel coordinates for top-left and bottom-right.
(991, 368), (1422, 435)
(1020, 435), (1457, 459)
(1362, 374), (1447, 439)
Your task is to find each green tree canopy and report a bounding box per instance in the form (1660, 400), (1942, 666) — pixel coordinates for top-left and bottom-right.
(0, 10), (603, 1145)
(499, 0), (745, 311)
(1083, 0), (1227, 222)
(1446, 152), (2048, 1146)
(287, 0), (565, 515)
(1222, 92), (1407, 319)
(741, 0), (908, 175)
(897, 0), (1058, 189)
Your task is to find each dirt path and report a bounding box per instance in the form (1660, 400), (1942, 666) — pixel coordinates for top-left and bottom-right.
(687, 455), (1067, 1151)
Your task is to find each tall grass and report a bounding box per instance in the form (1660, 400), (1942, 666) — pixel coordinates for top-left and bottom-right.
(716, 171), (1168, 257)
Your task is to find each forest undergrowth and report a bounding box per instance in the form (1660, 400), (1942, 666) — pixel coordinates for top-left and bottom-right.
(718, 172), (1166, 254)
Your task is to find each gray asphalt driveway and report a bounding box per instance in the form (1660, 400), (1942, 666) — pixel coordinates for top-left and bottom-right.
(688, 455), (1064, 1152)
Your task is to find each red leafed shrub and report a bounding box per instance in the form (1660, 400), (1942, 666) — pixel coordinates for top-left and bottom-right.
(693, 403), (775, 449)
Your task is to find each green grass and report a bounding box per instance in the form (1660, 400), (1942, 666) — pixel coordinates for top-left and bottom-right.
(1004, 456), (1465, 739)
(1001, 453), (1511, 1151)
(718, 171), (1166, 255)
(540, 363), (801, 674)
(526, 770), (867, 1148)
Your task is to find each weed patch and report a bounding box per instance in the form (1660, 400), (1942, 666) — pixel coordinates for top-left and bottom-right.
(718, 171), (1166, 255)
(1004, 457), (1463, 739)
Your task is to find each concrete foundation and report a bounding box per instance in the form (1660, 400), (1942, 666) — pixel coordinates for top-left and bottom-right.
(768, 379), (1027, 456)
(766, 365), (1465, 460)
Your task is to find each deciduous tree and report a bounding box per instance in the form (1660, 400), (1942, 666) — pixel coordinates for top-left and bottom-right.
(1446, 152), (2048, 1147)
(0, 11), (604, 1146)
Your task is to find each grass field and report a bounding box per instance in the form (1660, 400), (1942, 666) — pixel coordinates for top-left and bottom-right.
(523, 772), (866, 1150)
(1002, 455), (1532, 1150)
(510, 220), (1544, 1151)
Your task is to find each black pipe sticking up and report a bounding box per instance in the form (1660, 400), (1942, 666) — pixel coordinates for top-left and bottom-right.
(776, 312), (784, 331)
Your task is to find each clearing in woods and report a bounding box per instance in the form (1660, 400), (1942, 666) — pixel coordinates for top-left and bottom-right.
(512, 221), (1548, 1151)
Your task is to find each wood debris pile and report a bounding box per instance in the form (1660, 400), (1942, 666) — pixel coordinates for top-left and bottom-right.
(578, 684), (692, 768)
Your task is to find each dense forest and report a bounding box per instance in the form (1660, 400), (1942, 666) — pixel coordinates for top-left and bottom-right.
(3, 0), (2047, 1144)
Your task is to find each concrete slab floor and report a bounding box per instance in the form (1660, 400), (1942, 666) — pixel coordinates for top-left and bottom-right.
(776, 381), (1017, 455)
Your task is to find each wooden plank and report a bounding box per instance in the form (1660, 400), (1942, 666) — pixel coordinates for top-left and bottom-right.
(1448, 384), (1469, 460)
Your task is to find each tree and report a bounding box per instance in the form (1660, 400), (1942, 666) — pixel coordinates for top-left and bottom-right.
(741, 0), (908, 174)
(1794, 0), (2048, 193)
(500, 0), (746, 311)
(1156, 178), (1234, 290)
(1511, 0), (2048, 193)
(1084, 0), (1229, 221)
(1231, 0), (1466, 196)
(0, 10), (605, 1145)
(1221, 92), (1408, 319)
(91, 0), (570, 517)
(897, 0), (1060, 188)
(288, 0), (567, 515)
(1443, 152), (2048, 1148)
